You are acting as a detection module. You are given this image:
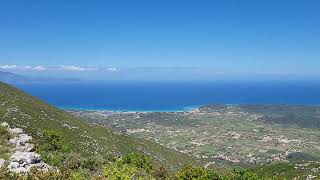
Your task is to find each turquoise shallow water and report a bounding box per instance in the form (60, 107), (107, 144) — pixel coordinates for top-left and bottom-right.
(15, 81), (320, 112)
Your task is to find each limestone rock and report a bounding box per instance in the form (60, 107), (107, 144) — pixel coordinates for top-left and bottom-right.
(10, 152), (42, 165)
(9, 132), (34, 152)
(9, 162), (19, 169)
(15, 143), (34, 152)
(8, 128), (23, 135)
(0, 159), (5, 168)
(0, 122), (9, 128)
(4, 126), (51, 174)
(8, 151), (50, 174)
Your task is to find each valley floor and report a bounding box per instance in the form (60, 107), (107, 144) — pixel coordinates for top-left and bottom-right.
(72, 105), (320, 166)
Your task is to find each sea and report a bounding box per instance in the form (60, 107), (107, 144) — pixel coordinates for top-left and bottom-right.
(14, 80), (320, 112)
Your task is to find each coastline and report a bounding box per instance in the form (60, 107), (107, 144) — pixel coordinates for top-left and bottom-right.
(62, 105), (202, 113)
(63, 103), (320, 113)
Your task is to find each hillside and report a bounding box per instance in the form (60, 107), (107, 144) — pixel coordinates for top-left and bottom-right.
(0, 81), (200, 170)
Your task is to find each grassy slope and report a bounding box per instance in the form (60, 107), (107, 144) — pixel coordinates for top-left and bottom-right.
(0, 81), (200, 169)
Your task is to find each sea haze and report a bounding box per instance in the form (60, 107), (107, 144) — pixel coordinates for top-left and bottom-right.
(14, 81), (320, 112)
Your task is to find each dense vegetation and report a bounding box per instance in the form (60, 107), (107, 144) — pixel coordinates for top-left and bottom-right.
(1, 151), (260, 179)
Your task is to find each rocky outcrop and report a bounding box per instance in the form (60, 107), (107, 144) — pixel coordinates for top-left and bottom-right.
(0, 159), (5, 168)
(0, 122), (50, 174)
(8, 152), (50, 173)
(8, 129), (34, 152)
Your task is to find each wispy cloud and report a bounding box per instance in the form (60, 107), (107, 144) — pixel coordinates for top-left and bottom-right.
(24, 66), (32, 69)
(0, 64), (120, 72)
(33, 66), (47, 71)
(134, 66), (199, 71)
(0, 65), (18, 70)
(105, 67), (120, 72)
(59, 66), (98, 72)
(0, 64), (200, 73)
(0, 64), (47, 71)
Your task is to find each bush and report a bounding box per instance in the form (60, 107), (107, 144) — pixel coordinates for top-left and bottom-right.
(0, 126), (11, 141)
(0, 126), (13, 160)
(104, 163), (153, 180)
(34, 129), (75, 167)
(36, 129), (70, 153)
(0, 167), (69, 180)
(232, 168), (259, 180)
(176, 165), (259, 180)
(69, 171), (88, 180)
(103, 153), (155, 179)
(118, 153), (153, 173)
(176, 165), (219, 180)
(82, 155), (106, 172)
(41, 151), (66, 167)
(62, 153), (84, 170)
(154, 165), (171, 179)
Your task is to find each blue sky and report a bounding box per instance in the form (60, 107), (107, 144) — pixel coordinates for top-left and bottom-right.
(0, 0), (319, 80)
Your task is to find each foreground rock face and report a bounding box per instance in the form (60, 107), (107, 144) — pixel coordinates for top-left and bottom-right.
(8, 152), (50, 173)
(9, 131), (34, 152)
(1, 122), (50, 174)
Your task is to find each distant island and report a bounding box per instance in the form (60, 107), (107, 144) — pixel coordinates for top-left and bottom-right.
(0, 71), (81, 84)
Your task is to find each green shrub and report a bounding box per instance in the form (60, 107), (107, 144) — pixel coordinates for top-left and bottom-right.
(82, 155), (106, 172)
(41, 151), (67, 167)
(103, 153), (155, 179)
(0, 126), (13, 160)
(63, 153), (84, 170)
(232, 168), (259, 180)
(176, 165), (259, 180)
(0, 167), (69, 180)
(154, 165), (171, 179)
(176, 165), (219, 180)
(34, 129), (75, 167)
(36, 129), (69, 153)
(69, 171), (88, 180)
(118, 153), (153, 173)
(104, 163), (153, 180)
(0, 126), (11, 141)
